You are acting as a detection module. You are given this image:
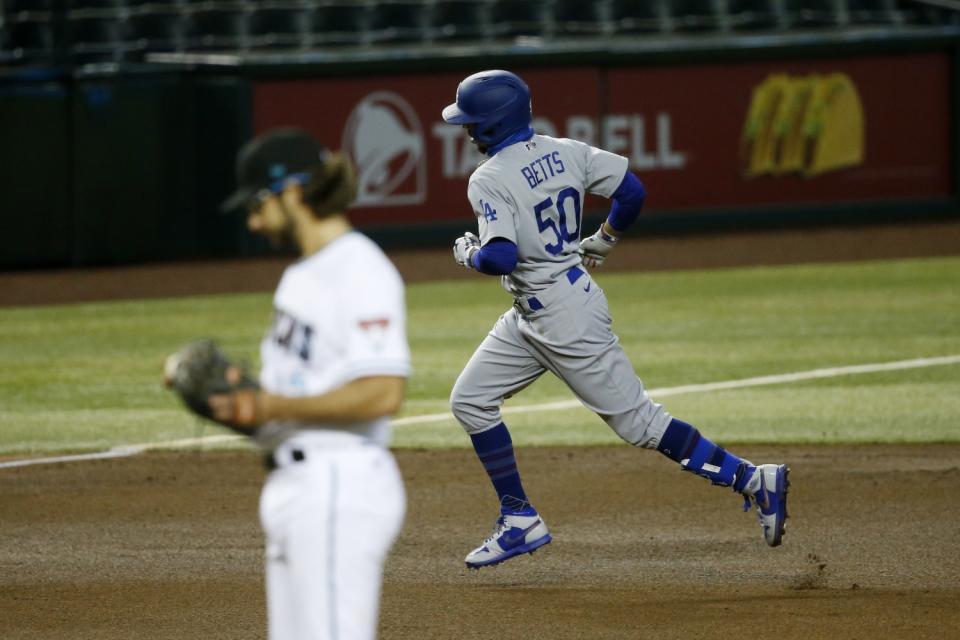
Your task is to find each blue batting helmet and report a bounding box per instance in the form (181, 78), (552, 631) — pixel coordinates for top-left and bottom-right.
(442, 70), (532, 146)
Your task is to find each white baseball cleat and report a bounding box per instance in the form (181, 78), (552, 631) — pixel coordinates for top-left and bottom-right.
(742, 464), (790, 547)
(464, 511), (552, 569)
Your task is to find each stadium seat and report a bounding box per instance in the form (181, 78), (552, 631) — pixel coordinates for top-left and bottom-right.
(783, 0), (841, 28)
(368, 1), (426, 44)
(69, 15), (129, 62)
(488, 0), (546, 39)
(4, 0), (55, 13)
(7, 18), (56, 58)
(69, 15), (123, 42)
(846, 0), (899, 25)
(309, 2), (367, 46)
(128, 9), (189, 53)
(429, 0), (487, 42)
(248, 7), (307, 49)
(727, 0), (782, 30)
(188, 7), (248, 51)
(125, 0), (180, 8)
(895, 0), (959, 24)
(609, 0), (665, 34)
(553, 0), (606, 37)
(69, 0), (121, 11)
(668, 0), (723, 32)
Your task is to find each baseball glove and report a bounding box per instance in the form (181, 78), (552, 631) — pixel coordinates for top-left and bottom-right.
(163, 339), (262, 435)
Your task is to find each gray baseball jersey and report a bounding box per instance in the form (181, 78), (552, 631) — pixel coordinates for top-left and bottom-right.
(468, 134), (628, 298)
(451, 134), (673, 450)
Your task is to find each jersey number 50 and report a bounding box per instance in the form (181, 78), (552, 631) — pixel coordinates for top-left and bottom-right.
(533, 187), (582, 256)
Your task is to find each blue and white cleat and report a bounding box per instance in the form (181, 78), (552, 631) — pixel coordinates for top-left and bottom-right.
(464, 511), (552, 568)
(743, 463), (790, 547)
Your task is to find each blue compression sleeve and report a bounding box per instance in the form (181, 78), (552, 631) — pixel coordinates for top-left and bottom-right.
(470, 238), (518, 275)
(607, 171), (646, 233)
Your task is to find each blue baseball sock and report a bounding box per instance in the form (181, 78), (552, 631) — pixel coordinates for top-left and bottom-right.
(657, 418), (755, 492)
(470, 422), (535, 514)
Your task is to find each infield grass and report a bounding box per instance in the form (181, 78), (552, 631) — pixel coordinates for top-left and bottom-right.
(1, 256), (957, 454)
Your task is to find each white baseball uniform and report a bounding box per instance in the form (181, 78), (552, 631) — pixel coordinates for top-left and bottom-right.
(255, 231), (410, 640)
(450, 134), (672, 447)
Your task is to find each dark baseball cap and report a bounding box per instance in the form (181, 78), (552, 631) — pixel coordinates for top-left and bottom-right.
(220, 128), (328, 213)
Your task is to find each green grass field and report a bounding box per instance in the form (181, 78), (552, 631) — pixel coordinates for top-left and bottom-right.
(1, 256), (958, 455)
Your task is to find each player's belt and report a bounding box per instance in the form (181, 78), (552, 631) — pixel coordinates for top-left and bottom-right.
(566, 265), (585, 285)
(515, 266), (586, 314)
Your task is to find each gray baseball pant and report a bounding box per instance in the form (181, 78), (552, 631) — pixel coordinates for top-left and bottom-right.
(450, 269), (673, 447)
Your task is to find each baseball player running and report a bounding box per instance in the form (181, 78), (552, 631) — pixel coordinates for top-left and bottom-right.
(217, 129), (410, 639)
(442, 70), (789, 569)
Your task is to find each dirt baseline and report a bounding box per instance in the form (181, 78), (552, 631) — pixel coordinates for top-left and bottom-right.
(2, 444), (958, 639)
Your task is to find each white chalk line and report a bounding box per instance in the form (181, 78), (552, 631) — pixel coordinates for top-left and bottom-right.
(0, 436), (241, 470)
(396, 354), (960, 424)
(0, 446), (146, 469)
(2, 354), (958, 470)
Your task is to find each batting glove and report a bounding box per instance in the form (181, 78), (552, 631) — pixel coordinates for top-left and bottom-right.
(453, 232), (481, 269)
(579, 227), (619, 268)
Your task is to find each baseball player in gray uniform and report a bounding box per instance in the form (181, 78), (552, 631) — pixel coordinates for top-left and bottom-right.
(442, 70), (789, 569)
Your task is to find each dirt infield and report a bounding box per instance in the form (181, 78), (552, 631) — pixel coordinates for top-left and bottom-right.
(2, 444), (959, 639)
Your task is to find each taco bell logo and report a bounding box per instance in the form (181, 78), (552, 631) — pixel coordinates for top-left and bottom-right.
(341, 91), (426, 207)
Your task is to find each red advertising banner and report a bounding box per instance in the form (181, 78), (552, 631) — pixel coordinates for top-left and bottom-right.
(253, 53), (951, 226)
(253, 68), (602, 226)
(605, 53), (952, 210)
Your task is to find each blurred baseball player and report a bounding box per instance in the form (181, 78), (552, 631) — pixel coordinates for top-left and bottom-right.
(442, 70), (789, 569)
(217, 129), (410, 639)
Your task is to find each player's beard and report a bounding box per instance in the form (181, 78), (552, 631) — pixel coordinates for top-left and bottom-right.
(465, 125), (488, 154)
(263, 201), (298, 249)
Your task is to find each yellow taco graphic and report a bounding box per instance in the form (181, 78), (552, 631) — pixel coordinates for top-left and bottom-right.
(771, 75), (818, 175)
(801, 72), (865, 177)
(740, 74), (790, 177)
(741, 72), (865, 178)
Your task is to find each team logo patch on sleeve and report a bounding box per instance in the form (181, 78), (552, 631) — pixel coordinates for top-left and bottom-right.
(358, 318), (390, 330)
(358, 318), (391, 351)
(479, 199), (498, 221)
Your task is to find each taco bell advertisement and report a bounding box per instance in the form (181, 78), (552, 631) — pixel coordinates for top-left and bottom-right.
(253, 53), (951, 226)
